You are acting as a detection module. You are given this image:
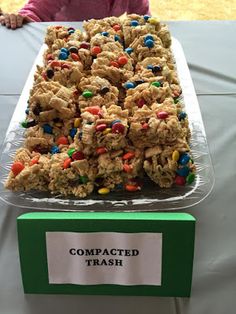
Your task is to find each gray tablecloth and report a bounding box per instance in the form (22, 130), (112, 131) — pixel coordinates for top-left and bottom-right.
(1, 21), (236, 314)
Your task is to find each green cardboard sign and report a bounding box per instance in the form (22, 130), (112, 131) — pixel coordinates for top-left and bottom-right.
(17, 212), (195, 296)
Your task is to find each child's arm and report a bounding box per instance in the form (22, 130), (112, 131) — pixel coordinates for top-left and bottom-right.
(127, 0), (150, 15)
(18, 0), (69, 22)
(0, 0), (69, 29)
(0, 13), (33, 29)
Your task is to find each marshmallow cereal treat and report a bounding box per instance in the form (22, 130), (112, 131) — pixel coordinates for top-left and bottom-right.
(5, 15), (196, 198)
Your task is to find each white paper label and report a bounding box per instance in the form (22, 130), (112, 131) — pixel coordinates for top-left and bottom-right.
(46, 232), (162, 286)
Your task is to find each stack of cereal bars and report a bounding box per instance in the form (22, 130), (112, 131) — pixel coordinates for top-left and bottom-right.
(5, 15), (196, 198)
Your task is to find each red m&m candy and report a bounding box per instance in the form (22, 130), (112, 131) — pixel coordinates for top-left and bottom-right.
(123, 164), (133, 173)
(118, 56), (128, 66)
(175, 175), (186, 186)
(125, 184), (140, 192)
(96, 124), (107, 132)
(72, 151), (85, 160)
(113, 24), (121, 31)
(57, 136), (69, 145)
(123, 152), (135, 160)
(91, 46), (102, 55)
(71, 53), (80, 61)
(112, 122), (125, 134)
(11, 162), (24, 176)
(63, 158), (71, 169)
(157, 111), (169, 119)
(96, 147), (107, 155)
(85, 106), (102, 116)
(110, 61), (120, 68)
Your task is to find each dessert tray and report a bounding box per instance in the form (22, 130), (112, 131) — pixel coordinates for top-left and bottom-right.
(0, 37), (214, 211)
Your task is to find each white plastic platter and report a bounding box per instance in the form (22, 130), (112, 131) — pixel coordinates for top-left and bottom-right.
(0, 38), (214, 211)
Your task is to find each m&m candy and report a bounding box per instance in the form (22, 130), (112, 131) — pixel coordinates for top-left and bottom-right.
(124, 82), (135, 89)
(125, 47), (133, 54)
(98, 187), (110, 195)
(82, 90), (93, 98)
(72, 151), (85, 160)
(113, 24), (121, 31)
(71, 53), (80, 61)
(110, 61), (119, 68)
(57, 136), (69, 145)
(11, 162), (24, 176)
(111, 122), (125, 134)
(63, 158), (71, 169)
(151, 81), (161, 87)
(59, 52), (68, 60)
(70, 128), (77, 138)
(179, 153), (190, 165)
(43, 124), (53, 134)
(118, 56), (128, 65)
(145, 39), (154, 48)
(69, 46), (78, 53)
(51, 146), (60, 154)
(176, 166), (190, 177)
(175, 175), (186, 186)
(130, 20), (139, 26)
(91, 46), (102, 55)
(157, 111), (169, 119)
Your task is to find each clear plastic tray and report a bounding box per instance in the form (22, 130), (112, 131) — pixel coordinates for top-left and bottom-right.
(0, 38), (214, 211)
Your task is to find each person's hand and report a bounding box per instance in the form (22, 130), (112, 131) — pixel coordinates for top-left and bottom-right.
(0, 13), (32, 29)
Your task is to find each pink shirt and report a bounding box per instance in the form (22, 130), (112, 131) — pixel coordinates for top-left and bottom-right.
(19, 0), (150, 22)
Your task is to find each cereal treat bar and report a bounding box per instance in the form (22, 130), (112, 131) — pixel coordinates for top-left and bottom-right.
(122, 14), (161, 47)
(45, 44), (93, 71)
(124, 81), (172, 114)
(123, 14), (171, 49)
(128, 33), (172, 63)
(27, 81), (78, 123)
(83, 16), (123, 40)
(77, 76), (119, 109)
(96, 147), (143, 190)
(135, 57), (179, 85)
(80, 104), (129, 151)
(143, 139), (195, 188)
(90, 33), (124, 54)
(5, 148), (50, 191)
(91, 51), (134, 86)
(35, 60), (84, 87)
(48, 151), (97, 197)
(5, 15), (196, 198)
(44, 26), (83, 49)
(128, 99), (184, 148)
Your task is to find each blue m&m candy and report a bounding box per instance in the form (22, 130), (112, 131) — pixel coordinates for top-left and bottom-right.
(144, 15), (151, 21)
(176, 166), (190, 177)
(70, 128), (77, 138)
(124, 82), (136, 89)
(147, 64), (154, 70)
(60, 47), (69, 55)
(130, 20), (139, 27)
(43, 124), (53, 134)
(179, 153), (190, 165)
(114, 35), (121, 42)
(59, 52), (68, 60)
(145, 39), (154, 48)
(51, 145), (60, 154)
(125, 47), (133, 54)
(145, 34), (154, 41)
(178, 111), (187, 120)
(101, 31), (109, 36)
